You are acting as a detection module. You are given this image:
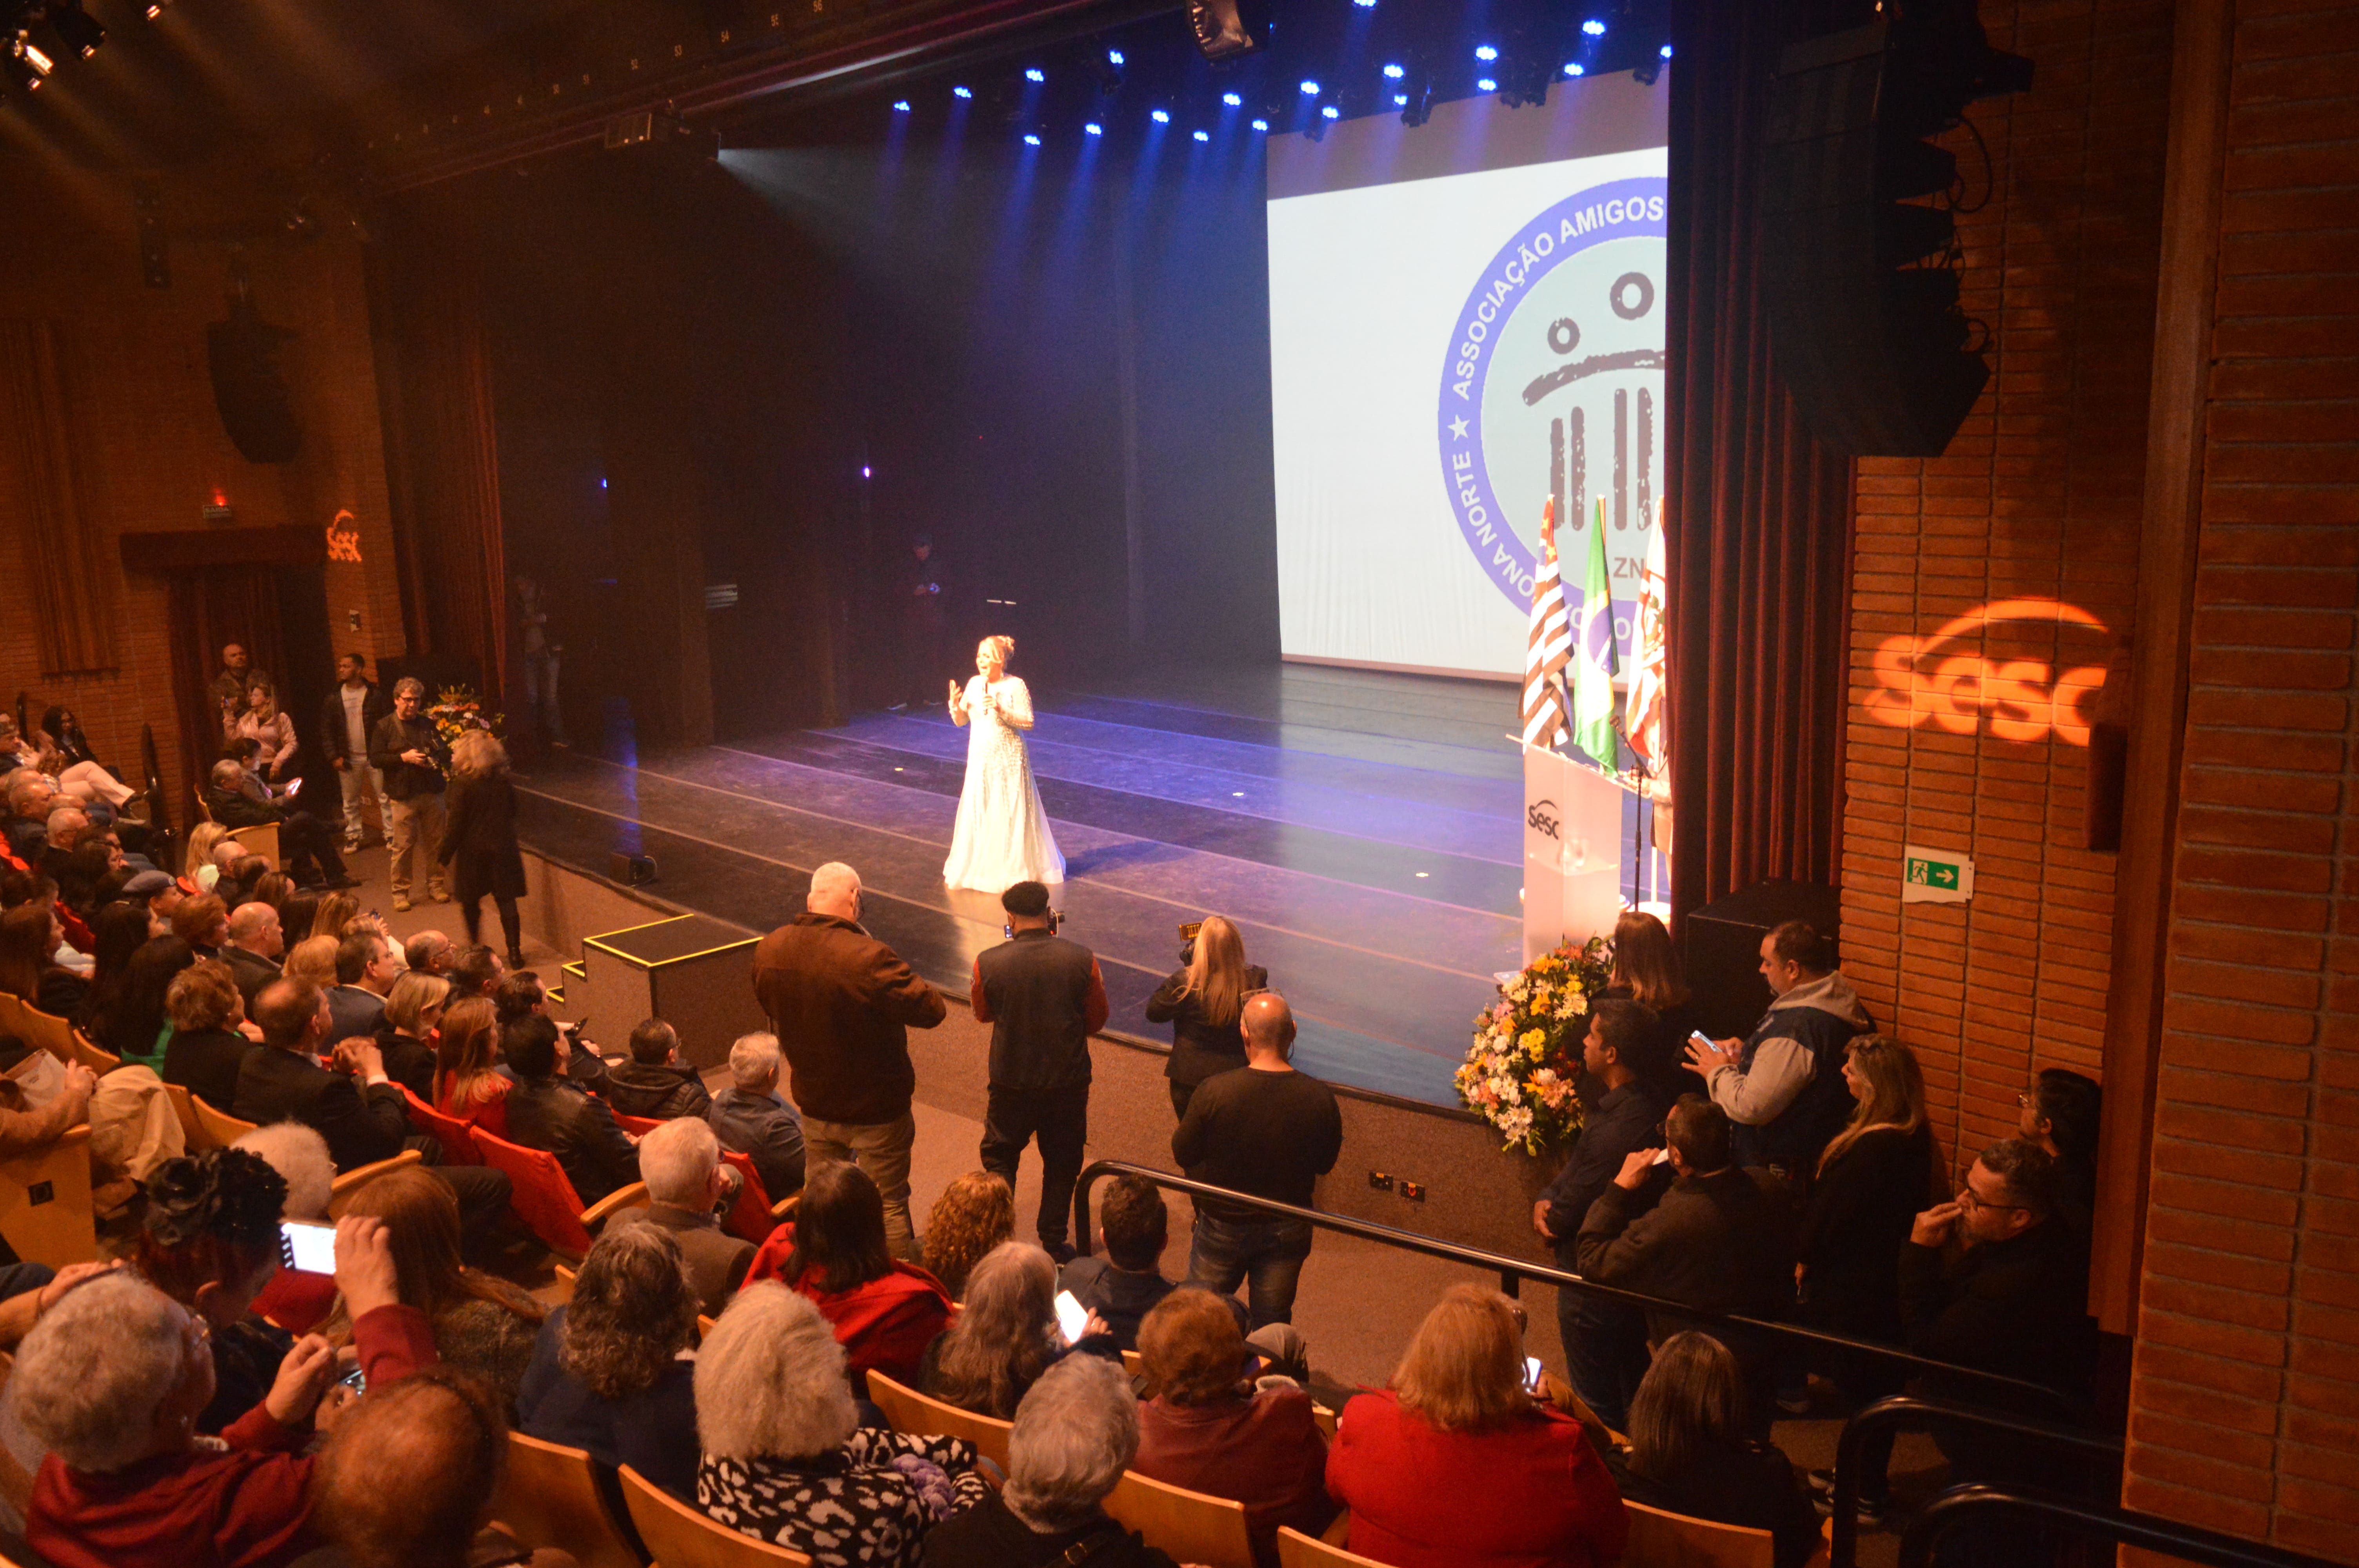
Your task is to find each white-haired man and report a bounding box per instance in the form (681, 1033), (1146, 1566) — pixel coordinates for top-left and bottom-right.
(920, 1353), (1177, 1566)
(707, 1031), (807, 1208)
(614, 1116), (755, 1314)
(750, 863), (942, 1258)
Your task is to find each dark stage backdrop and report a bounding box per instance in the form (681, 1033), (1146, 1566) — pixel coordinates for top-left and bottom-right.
(1663, 0), (1855, 928)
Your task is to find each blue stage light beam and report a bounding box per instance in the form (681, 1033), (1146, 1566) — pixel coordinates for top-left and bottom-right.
(1193, 129), (1209, 141)
(1476, 76), (1496, 91)
(1564, 61), (1584, 74)
(951, 84), (972, 98)
(1381, 62), (1404, 78)
(1107, 48), (1124, 65)
(1085, 121), (1103, 135)
(1251, 118), (1269, 131)
(1660, 44), (1674, 56)
(1223, 91), (1242, 106)
(1150, 107), (1170, 123)
(1023, 132), (1041, 145)
(1474, 43), (1497, 60)
(1321, 104), (1339, 119)
(1583, 18), (1606, 34)
(891, 100), (911, 112)
(1023, 67), (1044, 82)
(1299, 78), (1320, 94)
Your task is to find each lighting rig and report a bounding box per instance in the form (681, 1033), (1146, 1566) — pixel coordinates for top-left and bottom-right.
(0, 0), (111, 103)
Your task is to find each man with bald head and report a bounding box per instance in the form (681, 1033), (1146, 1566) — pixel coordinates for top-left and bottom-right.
(221, 899), (285, 1009)
(750, 860), (946, 1258)
(1170, 989), (1343, 1327)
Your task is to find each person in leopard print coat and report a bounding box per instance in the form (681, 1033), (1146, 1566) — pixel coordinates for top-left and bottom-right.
(695, 1282), (987, 1568)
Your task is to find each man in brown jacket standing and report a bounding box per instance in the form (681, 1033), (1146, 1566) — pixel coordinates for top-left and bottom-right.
(751, 860), (945, 1258)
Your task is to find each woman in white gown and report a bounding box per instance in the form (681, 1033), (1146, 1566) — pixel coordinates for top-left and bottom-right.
(942, 635), (1065, 891)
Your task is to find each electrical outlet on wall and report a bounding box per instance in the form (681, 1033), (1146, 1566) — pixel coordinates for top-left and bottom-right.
(1368, 1171), (1393, 1192)
(1399, 1181), (1426, 1203)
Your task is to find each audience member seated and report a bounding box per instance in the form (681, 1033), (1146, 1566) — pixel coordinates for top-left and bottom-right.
(339, 1166), (549, 1412)
(2019, 1067), (2101, 1230)
(131, 1148), (304, 1433)
(221, 900), (285, 1011)
(404, 928), (456, 976)
(284, 932), (340, 991)
(922, 1169), (1015, 1301)
(1576, 1095), (1797, 1419)
(278, 890), (320, 946)
(516, 1224), (703, 1499)
(603, 1017), (713, 1120)
(0, 1053), (95, 1169)
(919, 1355), (1179, 1568)
(236, 1122), (342, 1333)
(376, 970), (449, 1102)
(1131, 1286), (1335, 1565)
(502, 1013), (638, 1204)
(434, 995), (511, 1134)
(78, 900), (152, 1033)
(218, 855), (272, 913)
(95, 933), (194, 1069)
(1328, 1284), (1627, 1568)
(1608, 1332), (1819, 1568)
(313, 891), (363, 944)
(494, 971), (611, 1093)
(923, 1241), (1115, 1419)
(707, 1029), (807, 1202)
(173, 891), (232, 961)
(1145, 912), (1264, 1120)
(745, 1161), (951, 1389)
(326, 928), (400, 1047)
(1061, 1171), (1180, 1350)
(236, 977), (411, 1172)
(1533, 998), (1669, 1431)
(695, 1281), (989, 1568)
(1683, 920), (1873, 1181)
(448, 942), (505, 1001)
(611, 1116), (756, 1315)
(160, 958), (259, 1112)
(12, 1216), (424, 1568)
(203, 757), (357, 892)
(0, 900), (87, 1015)
(297, 1367), (579, 1568)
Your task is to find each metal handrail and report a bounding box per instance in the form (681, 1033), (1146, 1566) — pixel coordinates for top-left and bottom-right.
(1071, 1159), (2087, 1419)
(1829, 1396), (2122, 1568)
(1898, 1485), (2340, 1568)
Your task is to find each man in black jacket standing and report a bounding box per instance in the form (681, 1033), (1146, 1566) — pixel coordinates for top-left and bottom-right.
(1533, 999), (1667, 1429)
(971, 881), (1109, 1262)
(369, 676), (448, 913)
(1171, 991), (1342, 1328)
(321, 653), (391, 853)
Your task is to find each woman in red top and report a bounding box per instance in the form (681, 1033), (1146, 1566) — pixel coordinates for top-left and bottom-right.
(14, 1215), (438, 1568)
(433, 996), (511, 1138)
(744, 1161), (950, 1390)
(1327, 1285), (1627, 1568)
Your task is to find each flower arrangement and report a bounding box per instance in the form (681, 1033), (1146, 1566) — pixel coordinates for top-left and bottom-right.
(426, 685), (502, 746)
(1456, 935), (1614, 1153)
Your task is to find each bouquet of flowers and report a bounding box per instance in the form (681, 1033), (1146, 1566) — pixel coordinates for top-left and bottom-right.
(426, 685), (502, 747)
(1456, 935), (1614, 1154)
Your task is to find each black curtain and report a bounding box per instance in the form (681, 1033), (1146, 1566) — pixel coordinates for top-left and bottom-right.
(1664, 0), (1857, 927)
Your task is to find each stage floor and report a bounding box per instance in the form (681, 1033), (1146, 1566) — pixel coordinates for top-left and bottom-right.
(513, 662), (1525, 1105)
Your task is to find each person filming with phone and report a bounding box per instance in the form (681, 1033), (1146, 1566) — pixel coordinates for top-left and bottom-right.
(1681, 920), (1872, 1186)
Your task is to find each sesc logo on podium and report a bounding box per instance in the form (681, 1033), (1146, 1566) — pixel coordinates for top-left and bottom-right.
(1438, 174), (1667, 637)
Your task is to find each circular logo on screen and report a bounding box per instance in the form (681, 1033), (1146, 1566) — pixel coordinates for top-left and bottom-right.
(1438, 175), (1667, 622)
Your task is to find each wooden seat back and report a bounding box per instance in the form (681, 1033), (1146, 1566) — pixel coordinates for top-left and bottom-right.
(326, 1148), (425, 1217)
(1102, 1467), (1256, 1568)
(224, 822), (280, 870)
(1621, 1499), (1777, 1568)
(0, 1125), (97, 1268)
(618, 1463), (815, 1566)
(861, 1369), (1014, 1471)
(191, 1096), (259, 1149)
(493, 1431), (644, 1568)
(1276, 1525), (1392, 1568)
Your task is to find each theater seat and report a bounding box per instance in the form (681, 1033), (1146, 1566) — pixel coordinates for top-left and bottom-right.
(1101, 1468), (1255, 1568)
(400, 1086), (483, 1165)
(494, 1431), (643, 1568)
(0, 1125), (97, 1269)
(718, 1149), (797, 1245)
(861, 1369), (1014, 1472)
(326, 1148), (424, 1216)
(619, 1463), (814, 1566)
(1277, 1525), (1391, 1568)
(1621, 1498), (1777, 1568)
(471, 1124), (649, 1260)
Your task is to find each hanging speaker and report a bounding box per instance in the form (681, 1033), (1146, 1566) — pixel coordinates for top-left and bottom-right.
(207, 293), (303, 464)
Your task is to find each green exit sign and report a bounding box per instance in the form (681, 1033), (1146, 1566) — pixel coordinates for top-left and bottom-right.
(1902, 845), (1974, 905)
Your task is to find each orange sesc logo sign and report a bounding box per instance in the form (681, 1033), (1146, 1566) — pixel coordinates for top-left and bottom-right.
(1862, 597), (2110, 746)
(326, 509), (363, 564)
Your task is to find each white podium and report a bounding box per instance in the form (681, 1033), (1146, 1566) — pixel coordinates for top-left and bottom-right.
(1523, 746), (1637, 964)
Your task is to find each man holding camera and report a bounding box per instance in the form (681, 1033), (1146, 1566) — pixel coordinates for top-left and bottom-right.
(970, 880), (1109, 1263)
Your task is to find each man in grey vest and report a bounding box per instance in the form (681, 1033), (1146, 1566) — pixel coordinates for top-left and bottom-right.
(971, 880), (1109, 1262)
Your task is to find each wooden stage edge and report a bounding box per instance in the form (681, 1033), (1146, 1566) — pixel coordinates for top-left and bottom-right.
(518, 844), (1567, 1263)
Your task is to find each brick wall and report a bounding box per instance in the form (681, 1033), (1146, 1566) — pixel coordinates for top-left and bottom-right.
(1838, 0), (2174, 1164)
(2119, 0), (2359, 1554)
(0, 154), (403, 811)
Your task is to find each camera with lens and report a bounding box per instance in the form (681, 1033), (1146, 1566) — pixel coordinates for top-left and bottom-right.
(1178, 919), (1202, 965)
(1002, 909), (1065, 939)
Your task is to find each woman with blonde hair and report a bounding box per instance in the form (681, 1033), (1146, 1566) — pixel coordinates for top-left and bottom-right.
(378, 967), (451, 1101)
(312, 890), (362, 942)
(438, 728), (529, 968)
(283, 931), (340, 991)
(1146, 913), (1267, 1118)
(1610, 1332), (1819, 1568)
(941, 634), (1064, 891)
(233, 682), (297, 782)
(922, 1170), (1015, 1300)
(1327, 1284), (1626, 1568)
(183, 821), (229, 882)
(434, 994), (511, 1134)
(922, 1240), (1111, 1419)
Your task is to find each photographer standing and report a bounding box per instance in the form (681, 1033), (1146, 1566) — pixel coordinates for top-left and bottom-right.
(369, 677), (449, 912)
(970, 880), (1109, 1262)
(1146, 913), (1265, 1120)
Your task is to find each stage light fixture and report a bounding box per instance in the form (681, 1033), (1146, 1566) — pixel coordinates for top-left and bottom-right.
(1023, 132), (1041, 145)
(1107, 49), (1124, 65)
(1660, 44), (1674, 56)
(1251, 118), (1268, 130)
(892, 100), (912, 111)
(1298, 78), (1319, 94)
(1189, 0), (1257, 62)
(1583, 18), (1607, 34)
(1085, 121), (1103, 135)
(1024, 67), (1045, 82)
(1474, 44), (1497, 60)
(1392, 93), (1407, 105)
(1382, 62), (1404, 78)
(1476, 76), (1496, 91)
(48, 3), (105, 59)
(1354, 0), (1376, 7)
(1150, 107), (1170, 123)
(3, 44), (42, 91)
(1192, 129), (1209, 141)
(951, 84), (972, 98)
(16, 35), (54, 75)
(1564, 61), (1584, 74)
(1223, 91), (1242, 106)
(1321, 104), (1339, 118)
